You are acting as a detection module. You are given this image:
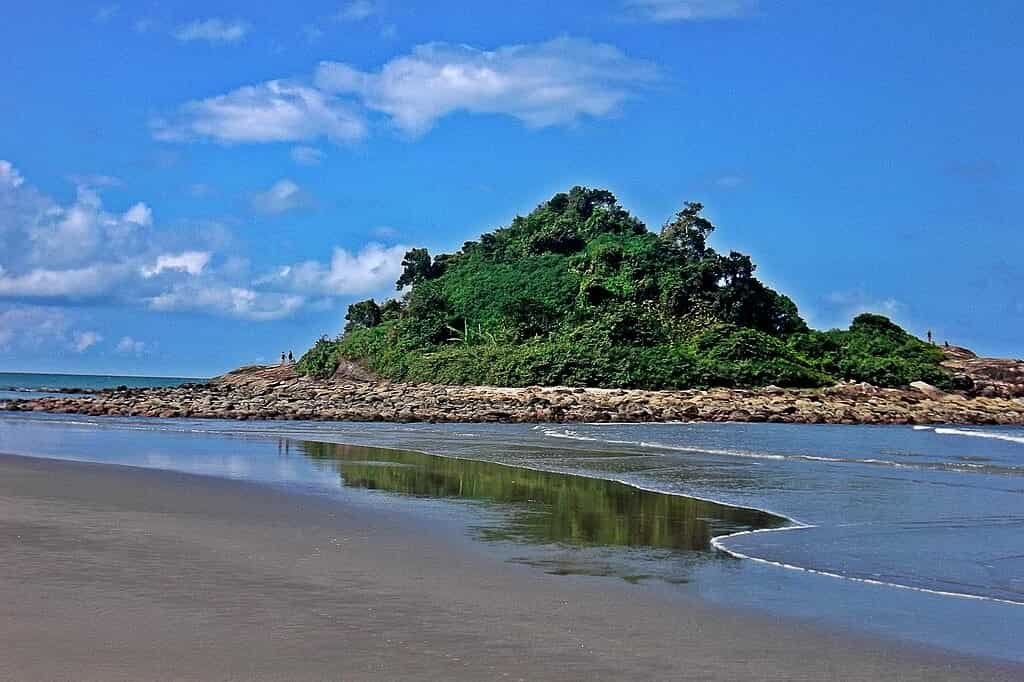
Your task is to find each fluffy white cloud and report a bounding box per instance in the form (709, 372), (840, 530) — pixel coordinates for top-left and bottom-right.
(0, 305), (105, 354)
(73, 331), (103, 352)
(115, 336), (146, 354)
(623, 0), (759, 21)
(0, 173), (151, 269)
(315, 37), (657, 135)
(259, 243), (407, 297)
(152, 80), (366, 144)
(173, 18), (249, 44)
(0, 160), (24, 188)
(0, 160), (203, 302)
(148, 284), (305, 321)
(156, 37), (653, 143)
(0, 264), (127, 298)
(141, 251), (211, 278)
(0, 305), (68, 350)
(291, 145), (325, 165)
(0, 159), (400, 324)
(251, 179), (312, 214)
(122, 202), (153, 227)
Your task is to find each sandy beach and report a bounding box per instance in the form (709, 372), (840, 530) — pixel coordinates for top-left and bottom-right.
(0, 452), (1019, 681)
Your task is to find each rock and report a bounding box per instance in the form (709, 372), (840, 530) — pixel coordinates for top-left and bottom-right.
(3, 359), (1024, 426)
(909, 381), (946, 399)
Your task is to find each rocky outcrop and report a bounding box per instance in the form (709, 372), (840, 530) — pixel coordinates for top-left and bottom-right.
(942, 346), (1024, 399)
(4, 364), (1023, 425)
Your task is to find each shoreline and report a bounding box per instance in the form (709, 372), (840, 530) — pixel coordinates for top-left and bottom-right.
(2, 450), (1021, 680)
(4, 363), (1023, 425)
(8, 408), (1021, 608)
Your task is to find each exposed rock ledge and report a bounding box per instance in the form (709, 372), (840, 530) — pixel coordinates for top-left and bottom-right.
(4, 356), (1023, 425)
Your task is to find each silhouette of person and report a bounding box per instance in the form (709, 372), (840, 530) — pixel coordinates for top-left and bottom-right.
(288, 351), (294, 364)
(927, 330), (933, 344)
(281, 352), (286, 365)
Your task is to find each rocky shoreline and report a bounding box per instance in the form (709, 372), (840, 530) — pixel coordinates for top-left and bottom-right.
(3, 359), (1024, 426)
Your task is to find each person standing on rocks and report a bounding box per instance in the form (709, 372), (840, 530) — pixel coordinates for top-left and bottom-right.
(288, 351), (294, 364)
(281, 352), (286, 365)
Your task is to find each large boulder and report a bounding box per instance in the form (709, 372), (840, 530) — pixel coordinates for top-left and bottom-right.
(909, 381), (946, 399)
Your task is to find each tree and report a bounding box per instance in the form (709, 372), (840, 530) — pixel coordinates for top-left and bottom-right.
(396, 248), (437, 289)
(380, 298), (403, 321)
(344, 299), (382, 332)
(305, 187), (945, 390)
(660, 202), (715, 260)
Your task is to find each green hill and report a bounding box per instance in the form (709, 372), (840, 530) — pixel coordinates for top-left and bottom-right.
(298, 187), (950, 389)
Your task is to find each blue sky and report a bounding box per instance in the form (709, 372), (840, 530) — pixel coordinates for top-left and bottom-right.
(1, 0), (1021, 376)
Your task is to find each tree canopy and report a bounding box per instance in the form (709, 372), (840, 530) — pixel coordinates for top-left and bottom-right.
(297, 187), (949, 389)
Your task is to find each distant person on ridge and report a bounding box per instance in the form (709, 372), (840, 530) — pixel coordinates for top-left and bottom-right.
(281, 352), (286, 365)
(288, 351), (294, 364)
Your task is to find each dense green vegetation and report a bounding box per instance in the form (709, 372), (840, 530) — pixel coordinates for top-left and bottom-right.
(298, 187), (950, 389)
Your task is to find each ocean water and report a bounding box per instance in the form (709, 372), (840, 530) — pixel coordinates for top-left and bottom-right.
(0, 372), (205, 400)
(0, 412), (1022, 662)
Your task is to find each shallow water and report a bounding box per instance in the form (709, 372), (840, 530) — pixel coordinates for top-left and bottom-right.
(1, 412), (1022, 661)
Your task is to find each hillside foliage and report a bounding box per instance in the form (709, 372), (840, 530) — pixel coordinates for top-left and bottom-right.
(298, 187), (949, 389)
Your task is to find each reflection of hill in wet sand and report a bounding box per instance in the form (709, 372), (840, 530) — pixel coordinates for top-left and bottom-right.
(298, 441), (786, 551)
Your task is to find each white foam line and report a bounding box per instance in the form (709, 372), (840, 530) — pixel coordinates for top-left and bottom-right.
(711, 528), (1024, 607)
(537, 423), (1024, 605)
(934, 427), (1024, 445)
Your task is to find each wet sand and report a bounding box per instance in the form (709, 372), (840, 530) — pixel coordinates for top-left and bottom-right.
(0, 453), (1019, 681)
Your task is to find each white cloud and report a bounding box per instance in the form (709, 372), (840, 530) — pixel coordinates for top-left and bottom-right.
(251, 179), (312, 214)
(0, 305), (68, 350)
(623, 0), (759, 22)
(116, 336), (146, 354)
(141, 251), (211, 278)
(0, 264), (127, 298)
(291, 145), (326, 165)
(73, 330), (103, 352)
(122, 201), (153, 226)
(263, 243), (407, 296)
(335, 1), (377, 22)
(152, 80), (366, 144)
(0, 170), (152, 269)
(315, 37), (657, 135)
(0, 159), (400, 323)
(0, 160), (25, 188)
(148, 284), (305, 321)
(157, 37), (653, 144)
(173, 18), (249, 44)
